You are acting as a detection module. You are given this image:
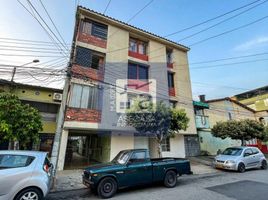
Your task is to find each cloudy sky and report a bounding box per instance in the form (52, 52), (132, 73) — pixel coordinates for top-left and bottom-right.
(0, 0), (268, 99)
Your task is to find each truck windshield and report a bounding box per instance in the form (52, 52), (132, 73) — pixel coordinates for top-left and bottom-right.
(112, 151), (131, 165)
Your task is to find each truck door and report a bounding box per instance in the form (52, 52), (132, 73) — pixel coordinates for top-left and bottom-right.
(125, 150), (152, 186)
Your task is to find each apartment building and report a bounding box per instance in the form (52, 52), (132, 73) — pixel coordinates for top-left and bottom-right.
(56, 7), (196, 170)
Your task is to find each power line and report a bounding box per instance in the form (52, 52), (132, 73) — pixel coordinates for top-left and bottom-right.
(38, 0), (70, 51)
(0, 37), (71, 45)
(0, 48), (65, 54)
(189, 14), (268, 46)
(0, 53), (64, 57)
(103, 0), (112, 14)
(0, 44), (68, 51)
(178, 0), (268, 42)
(17, 0), (69, 59)
(163, 0), (263, 37)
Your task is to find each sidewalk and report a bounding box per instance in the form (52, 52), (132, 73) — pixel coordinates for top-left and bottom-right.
(52, 158), (218, 192)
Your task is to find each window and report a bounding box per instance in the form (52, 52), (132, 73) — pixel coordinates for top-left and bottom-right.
(169, 101), (177, 108)
(129, 38), (147, 55)
(168, 72), (174, 88)
(21, 100), (59, 114)
(251, 148), (260, 155)
(80, 20), (108, 40)
(162, 138), (170, 152)
(166, 49), (173, 64)
(69, 84), (101, 110)
(127, 93), (152, 109)
(0, 155), (35, 168)
(75, 46), (104, 69)
(244, 149), (253, 156)
(129, 151), (147, 163)
(195, 108), (205, 116)
(228, 112), (233, 120)
(128, 63), (148, 80)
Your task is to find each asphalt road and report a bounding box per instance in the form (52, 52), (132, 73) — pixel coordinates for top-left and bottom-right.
(47, 168), (268, 200)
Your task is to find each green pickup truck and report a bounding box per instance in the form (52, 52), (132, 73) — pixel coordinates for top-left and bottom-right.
(82, 149), (192, 198)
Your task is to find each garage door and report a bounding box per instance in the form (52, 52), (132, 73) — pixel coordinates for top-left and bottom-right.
(134, 137), (149, 149)
(184, 135), (200, 157)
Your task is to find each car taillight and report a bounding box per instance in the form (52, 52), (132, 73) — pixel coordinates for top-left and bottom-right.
(43, 164), (49, 173)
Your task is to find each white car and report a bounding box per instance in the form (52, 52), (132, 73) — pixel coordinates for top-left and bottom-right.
(213, 146), (267, 172)
(0, 151), (53, 200)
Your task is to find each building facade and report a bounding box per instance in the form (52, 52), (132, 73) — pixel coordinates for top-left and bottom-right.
(55, 7), (197, 170)
(194, 97), (257, 155)
(0, 80), (62, 155)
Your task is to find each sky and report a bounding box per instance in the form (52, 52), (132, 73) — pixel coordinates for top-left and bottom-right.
(0, 0), (267, 100)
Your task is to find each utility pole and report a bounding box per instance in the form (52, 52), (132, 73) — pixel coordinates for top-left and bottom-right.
(10, 59), (40, 83)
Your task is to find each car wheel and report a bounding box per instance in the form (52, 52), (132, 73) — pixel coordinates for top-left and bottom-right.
(261, 160), (267, 170)
(164, 170), (177, 188)
(15, 187), (43, 200)
(238, 163), (246, 173)
(97, 177), (117, 199)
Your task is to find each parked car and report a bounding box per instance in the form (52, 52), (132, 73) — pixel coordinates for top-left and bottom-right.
(213, 146), (267, 173)
(82, 149), (192, 199)
(0, 151), (53, 200)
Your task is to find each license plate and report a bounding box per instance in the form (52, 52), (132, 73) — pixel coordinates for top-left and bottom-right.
(216, 163), (224, 168)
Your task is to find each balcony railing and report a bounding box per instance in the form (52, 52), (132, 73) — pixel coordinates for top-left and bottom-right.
(195, 115), (210, 129)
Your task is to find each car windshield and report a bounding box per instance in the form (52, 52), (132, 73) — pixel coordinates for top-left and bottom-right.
(112, 151), (131, 165)
(222, 148), (243, 156)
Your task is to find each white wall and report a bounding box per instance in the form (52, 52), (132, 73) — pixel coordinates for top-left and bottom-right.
(162, 135), (186, 158)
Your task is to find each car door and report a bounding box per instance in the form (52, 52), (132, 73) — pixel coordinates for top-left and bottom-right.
(242, 148), (256, 168)
(251, 148), (263, 167)
(0, 154), (34, 196)
(124, 150), (152, 186)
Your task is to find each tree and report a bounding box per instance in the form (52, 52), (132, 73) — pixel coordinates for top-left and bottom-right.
(0, 93), (43, 149)
(126, 100), (189, 157)
(211, 119), (265, 146)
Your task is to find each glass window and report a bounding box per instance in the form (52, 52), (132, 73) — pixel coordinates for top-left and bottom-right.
(222, 148), (243, 156)
(168, 73), (174, 88)
(81, 21), (92, 35)
(166, 50), (173, 63)
(0, 155), (35, 169)
(129, 40), (137, 52)
(139, 65), (148, 80)
(228, 112), (233, 120)
(21, 100), (59, 114)
(162, 138), (170, 152)
(138, 43), (146, 54)
(244, 149), (253, 156)
(75, 46), (92, 68)
(129, 151), (147, 163)
(169, 101), (177, 108)
(69, 84), (101, 110)
(128, 64), (137, 79)
(112, 151), (131, 165)
(92, 21), (108, 40)
(251, 148), (260, 155)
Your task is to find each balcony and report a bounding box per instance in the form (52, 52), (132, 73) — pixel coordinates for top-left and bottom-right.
(128, 51), (148, 61)
(195, 115), (210, 129)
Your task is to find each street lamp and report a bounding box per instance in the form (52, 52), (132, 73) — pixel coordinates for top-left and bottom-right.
(11, 59), (40, 82)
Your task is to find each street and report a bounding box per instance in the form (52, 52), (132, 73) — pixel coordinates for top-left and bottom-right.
(47, 168), (268, 200)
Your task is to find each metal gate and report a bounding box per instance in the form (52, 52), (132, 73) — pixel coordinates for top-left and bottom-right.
(184, 135), (200, 157)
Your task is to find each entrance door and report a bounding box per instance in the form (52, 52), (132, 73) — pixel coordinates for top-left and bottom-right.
(184, 135), (200, 157)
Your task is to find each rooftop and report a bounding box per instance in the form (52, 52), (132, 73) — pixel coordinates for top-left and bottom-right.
(78, 6), (190, 52)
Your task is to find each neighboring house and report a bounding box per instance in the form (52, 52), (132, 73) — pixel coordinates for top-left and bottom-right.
(0, 79), (62, 155)
(193, 96), (258, 155)
(232, 85), (268, 152)
(232, 85), (268, 112)
(55, 6), (197, 170)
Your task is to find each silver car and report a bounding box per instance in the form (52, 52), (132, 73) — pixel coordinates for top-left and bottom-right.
(213, 146), (267, 173)
(0, 151), (53, 200)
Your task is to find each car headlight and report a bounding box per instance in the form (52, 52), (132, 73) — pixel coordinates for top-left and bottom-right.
(226, 160), (235, 164)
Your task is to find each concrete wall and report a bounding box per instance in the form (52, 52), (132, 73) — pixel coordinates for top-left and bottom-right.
(198, 130), (241, 155)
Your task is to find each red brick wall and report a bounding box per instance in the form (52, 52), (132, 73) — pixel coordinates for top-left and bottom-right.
(77, 32), (107, 49)
(71, 64), (104, 81)
(169, 87), (176, 96)
(128, 51), (149, 61)
(167, 63), (174, 69)
(65, 107), (101, 123)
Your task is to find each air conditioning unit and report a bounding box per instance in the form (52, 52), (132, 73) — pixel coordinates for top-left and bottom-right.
(53, 93), (63, 101)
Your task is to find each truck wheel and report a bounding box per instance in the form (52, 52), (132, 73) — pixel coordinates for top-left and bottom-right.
(164, 170), (177, 188)
(97, 177), (117, 199)
(238, 163), (245, 173)
(261, 160), (267, 170)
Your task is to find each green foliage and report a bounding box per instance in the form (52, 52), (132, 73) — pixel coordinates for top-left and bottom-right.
(211, 119), (266, 145)
(264, 126), (268, 142)
(0, 93), (43, 149)
(126, 100), (189, 156)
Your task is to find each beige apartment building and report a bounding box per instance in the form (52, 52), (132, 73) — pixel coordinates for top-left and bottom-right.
(55, 6), (197, 170)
